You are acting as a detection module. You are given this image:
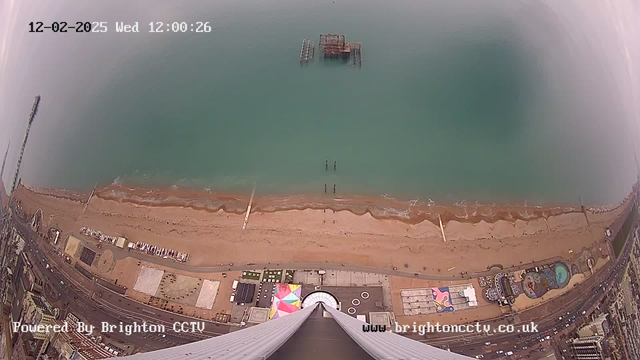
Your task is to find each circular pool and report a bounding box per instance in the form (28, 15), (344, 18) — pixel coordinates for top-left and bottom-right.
(555, 263), (570, 288)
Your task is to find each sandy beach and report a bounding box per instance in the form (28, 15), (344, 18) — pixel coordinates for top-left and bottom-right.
(12, 183), (631, 276)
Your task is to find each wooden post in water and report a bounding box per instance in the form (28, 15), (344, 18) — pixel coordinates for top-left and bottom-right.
(334, 161), (336, 171)
(326, 159), (328, 170)
(325, 184), (327, 193)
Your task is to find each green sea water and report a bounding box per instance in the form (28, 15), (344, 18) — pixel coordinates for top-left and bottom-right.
(8, 0), (639, 205)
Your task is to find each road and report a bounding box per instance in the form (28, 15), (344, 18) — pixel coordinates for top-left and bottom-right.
(12, 217), (232, 353)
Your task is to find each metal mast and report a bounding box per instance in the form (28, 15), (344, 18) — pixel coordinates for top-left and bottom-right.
(0, 141), (8, 183)
(11, 95), (40, 194)
(1, 96), (40, 293)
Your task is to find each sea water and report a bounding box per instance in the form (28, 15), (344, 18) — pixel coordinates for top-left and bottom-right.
(4, 0), (639, 205)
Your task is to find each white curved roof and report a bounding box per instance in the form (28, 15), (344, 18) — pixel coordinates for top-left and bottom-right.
(301, 291), (338, 309)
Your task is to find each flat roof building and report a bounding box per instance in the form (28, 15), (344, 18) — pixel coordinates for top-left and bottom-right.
(571, 336), (605, 360)
(22, 291), (55, 340)
(578, 313), (609, 338)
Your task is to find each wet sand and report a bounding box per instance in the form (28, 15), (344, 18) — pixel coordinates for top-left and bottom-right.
(13, 184), (631, 275)
(94, 184), (625, 225)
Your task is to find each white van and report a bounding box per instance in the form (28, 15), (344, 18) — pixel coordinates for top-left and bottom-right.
(232, 280), (239, 290)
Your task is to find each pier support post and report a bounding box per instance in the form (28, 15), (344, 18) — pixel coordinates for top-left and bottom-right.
(326, 159), (328, 170)
(333, 184), (336, 194)
(334, 161), (336, 171)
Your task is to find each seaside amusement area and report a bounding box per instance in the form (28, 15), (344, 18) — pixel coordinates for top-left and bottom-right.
(2, 0), (640, 359)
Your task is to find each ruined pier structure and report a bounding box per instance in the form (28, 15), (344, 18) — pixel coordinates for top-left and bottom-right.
(318, 34), (362, 67)
(299, 39), (315, 63)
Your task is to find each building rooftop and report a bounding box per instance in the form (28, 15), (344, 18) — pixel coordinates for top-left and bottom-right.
(28, 293), (52, 316)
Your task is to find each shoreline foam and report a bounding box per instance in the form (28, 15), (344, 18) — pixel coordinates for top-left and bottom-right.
(65, 183), (634, 226)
